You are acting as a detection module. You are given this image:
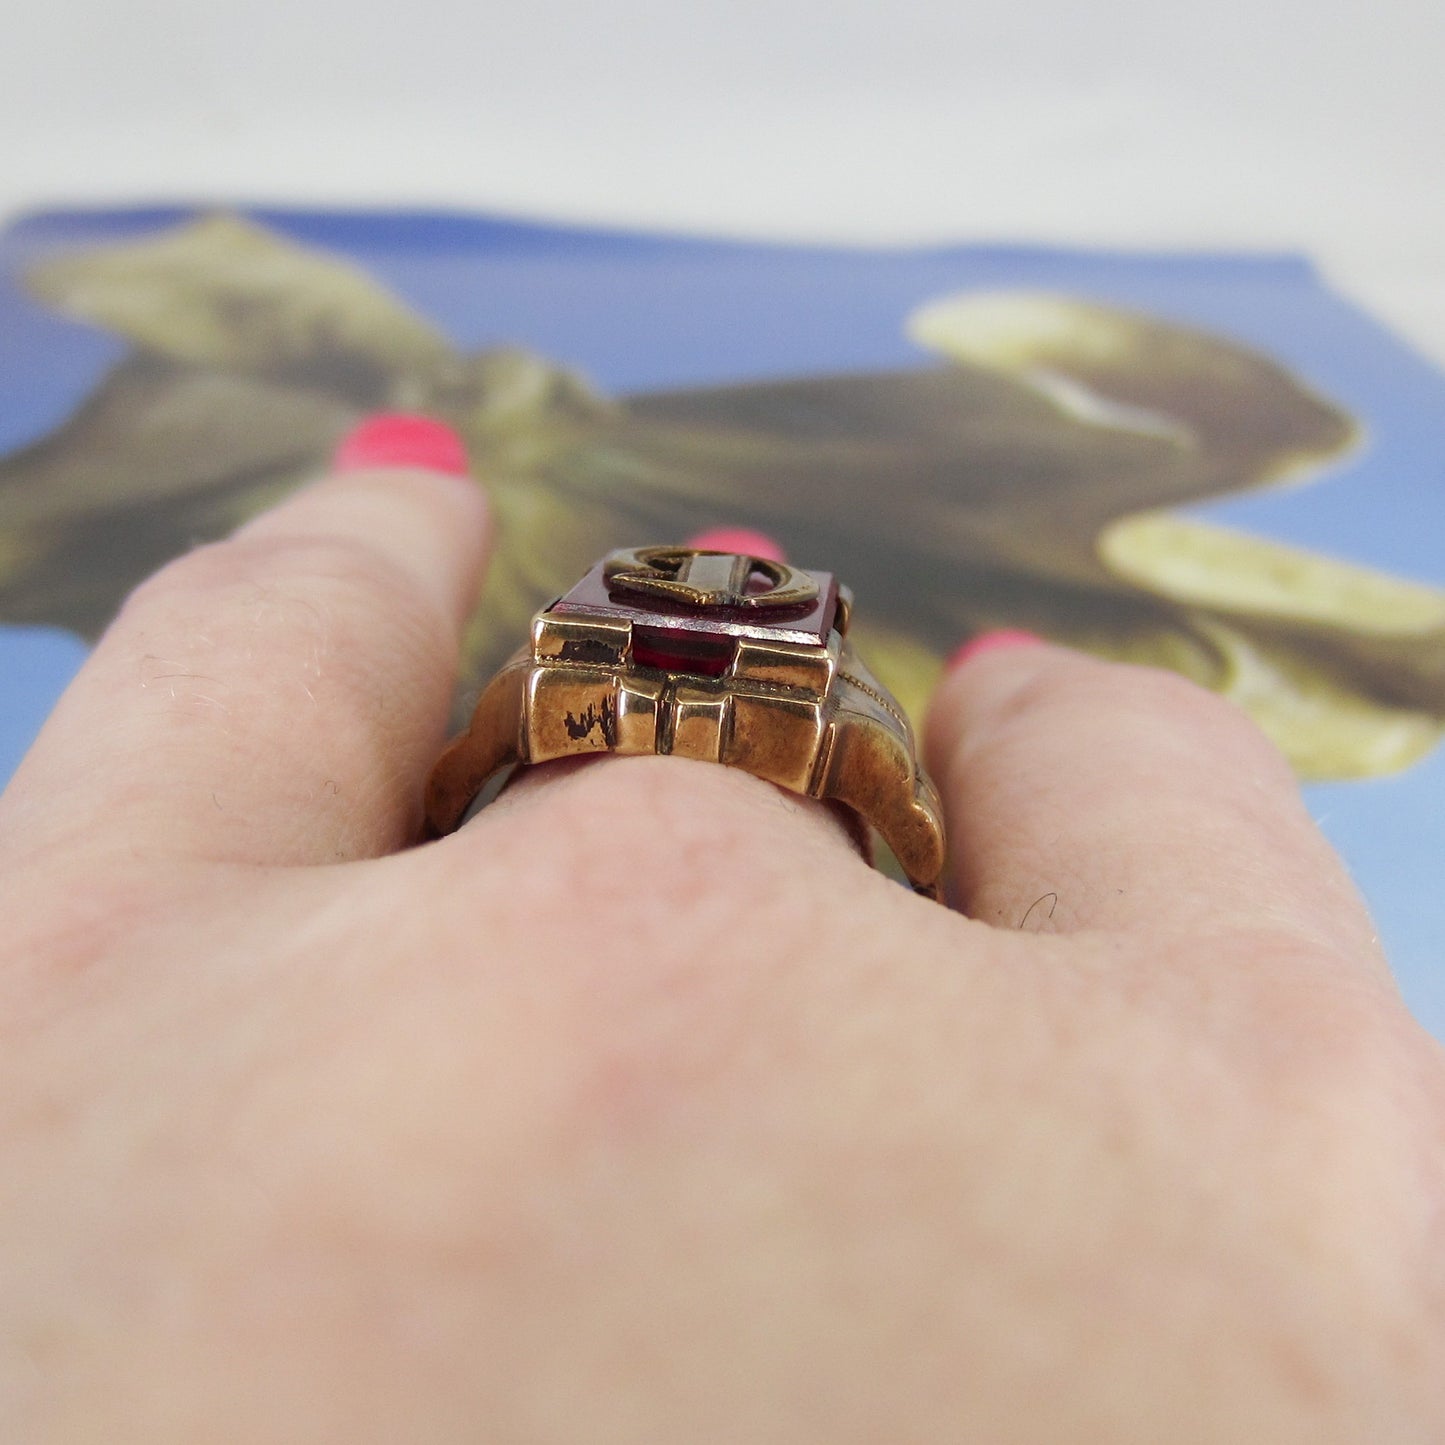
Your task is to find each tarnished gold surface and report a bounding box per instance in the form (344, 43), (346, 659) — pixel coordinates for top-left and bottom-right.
(425, 546), (946, 898)
(603, 545), (819, 611)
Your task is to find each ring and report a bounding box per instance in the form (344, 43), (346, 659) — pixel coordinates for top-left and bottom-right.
(424, 546), (947, 898)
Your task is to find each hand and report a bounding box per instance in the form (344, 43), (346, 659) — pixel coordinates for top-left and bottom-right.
(1, 424), (1441, 1442)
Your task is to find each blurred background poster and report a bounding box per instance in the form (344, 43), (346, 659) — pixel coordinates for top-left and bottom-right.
(2, 206), (1444, 1031)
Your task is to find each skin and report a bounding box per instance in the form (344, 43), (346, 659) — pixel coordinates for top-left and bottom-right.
(0, 463), (1442, 1443)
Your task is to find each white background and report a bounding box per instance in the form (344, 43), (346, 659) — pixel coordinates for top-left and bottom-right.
(0, 0), (1442, 362)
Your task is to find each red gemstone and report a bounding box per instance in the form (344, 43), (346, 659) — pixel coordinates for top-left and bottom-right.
(631, 629), (733, 675)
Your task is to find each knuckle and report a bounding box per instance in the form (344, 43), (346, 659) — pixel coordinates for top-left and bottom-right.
(485, 758), (838, 1128)
(999, 655), (1295, 785)
(520, 755), (826, 923)
(118, 533), (449, 709)
(123, 533), (441, 647)
(1119, 665), (1289, 773)
(108, 534), (453, 821)
(1119, 662), (1280, 752)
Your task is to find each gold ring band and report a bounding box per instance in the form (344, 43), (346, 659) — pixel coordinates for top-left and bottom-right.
(425, 546), (946, 898)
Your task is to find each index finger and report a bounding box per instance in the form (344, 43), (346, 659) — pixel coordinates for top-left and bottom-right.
(0, 416), (490, 871)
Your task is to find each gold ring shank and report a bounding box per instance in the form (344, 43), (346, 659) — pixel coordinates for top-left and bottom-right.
(424, 636), (945, 899)
(821, 662), (946, 898)
(424, 656), (527, 837)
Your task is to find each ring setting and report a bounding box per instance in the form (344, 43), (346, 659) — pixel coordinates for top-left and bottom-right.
(425, 546), (946, 898)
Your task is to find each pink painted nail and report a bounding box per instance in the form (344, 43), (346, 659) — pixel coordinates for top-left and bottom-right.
(684, 526), (787, 563)
(333, 414), (469, 477)
(946, 629), (1047, 672)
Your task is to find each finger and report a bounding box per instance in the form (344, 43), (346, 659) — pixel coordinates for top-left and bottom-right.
(925, 633), (1386, 969)
(0, 415), (490, 868)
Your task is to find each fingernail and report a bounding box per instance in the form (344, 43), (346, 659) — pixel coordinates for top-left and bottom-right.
(333, 414), (470, 477)
(946, 629), (1048, 672)
(684, 526), (787, 563)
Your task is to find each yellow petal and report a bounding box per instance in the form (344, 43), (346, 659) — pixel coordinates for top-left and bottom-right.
(1100, 512), (1445, 635)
